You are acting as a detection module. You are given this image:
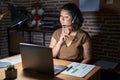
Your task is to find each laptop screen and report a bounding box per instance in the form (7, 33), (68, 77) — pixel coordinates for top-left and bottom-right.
(19, 43), (54, 75)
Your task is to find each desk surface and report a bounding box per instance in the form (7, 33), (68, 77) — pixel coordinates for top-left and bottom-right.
(0, 55), (101, 80)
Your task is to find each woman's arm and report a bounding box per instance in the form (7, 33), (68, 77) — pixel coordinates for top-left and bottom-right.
(49, 37), (62, 57)
(81, 40), (92, 64)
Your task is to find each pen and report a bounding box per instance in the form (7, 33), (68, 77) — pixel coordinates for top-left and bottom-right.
(66, 66), (73, 71)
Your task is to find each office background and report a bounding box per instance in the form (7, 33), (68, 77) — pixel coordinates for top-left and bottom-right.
(0, 0), (120, 63)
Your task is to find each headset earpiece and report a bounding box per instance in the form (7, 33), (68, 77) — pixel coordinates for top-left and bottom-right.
(72, 13), (78, 24)
(71, 12), (79, 31)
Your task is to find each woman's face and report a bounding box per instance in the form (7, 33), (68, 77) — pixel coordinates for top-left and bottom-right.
(60, 9), (72, 28)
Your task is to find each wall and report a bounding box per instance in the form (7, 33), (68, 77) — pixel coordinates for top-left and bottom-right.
(0, 0), (120, 62)
(82, 15), (120, 62)
(0, 0), (73, 57)
(81, 0), (120, 62)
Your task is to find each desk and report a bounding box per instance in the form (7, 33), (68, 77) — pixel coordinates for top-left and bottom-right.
(0, 55), (101, 80)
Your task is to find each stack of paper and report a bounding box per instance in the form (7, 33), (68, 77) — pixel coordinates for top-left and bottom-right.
(0, 55), (21, 65)
(61, 62), (95, 77)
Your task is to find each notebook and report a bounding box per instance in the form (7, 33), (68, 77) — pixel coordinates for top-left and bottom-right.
(19, 43), (67, 75)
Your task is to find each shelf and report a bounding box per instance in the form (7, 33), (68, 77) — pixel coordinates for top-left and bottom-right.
(7, 27), (54, 56)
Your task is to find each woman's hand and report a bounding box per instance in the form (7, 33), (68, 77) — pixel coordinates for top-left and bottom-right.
(59, 27), (71, 44)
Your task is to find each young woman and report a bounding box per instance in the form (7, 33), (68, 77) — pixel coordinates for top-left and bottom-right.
(49, 3), (91, 64)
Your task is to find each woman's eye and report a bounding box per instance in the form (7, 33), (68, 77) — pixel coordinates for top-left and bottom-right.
(60, 15), (71, 21)
(63, 16), (69, 20)
(64, 16), (68, 18)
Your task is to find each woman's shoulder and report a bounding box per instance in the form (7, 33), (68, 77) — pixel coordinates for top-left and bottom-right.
(53, 28), (62, 34)
(78, 29), (89, 35)
(77, 29), (91, 38)
(77, 29), (91, 43)
(52, 28), (62, 39)
(55, 28), (62, 31)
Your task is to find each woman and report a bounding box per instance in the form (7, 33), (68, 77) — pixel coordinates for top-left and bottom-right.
(49, 3), (91, 64)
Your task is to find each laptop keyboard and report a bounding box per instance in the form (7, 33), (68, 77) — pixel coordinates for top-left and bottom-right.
(54, 64), (67, 75)
(54, 68), (60, 72)
(54, 65), (61, 71)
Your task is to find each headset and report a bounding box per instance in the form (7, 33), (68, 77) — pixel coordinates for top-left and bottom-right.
(71, 12), (79, 31)
(71, 10), (84, 31)
(71, 12), (78, 24)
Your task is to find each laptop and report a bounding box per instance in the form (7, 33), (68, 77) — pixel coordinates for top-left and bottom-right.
(19, 43), (67, 75)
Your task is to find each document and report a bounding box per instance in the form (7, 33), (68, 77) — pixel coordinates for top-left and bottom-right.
(0, 55), (21, 65)
(61, 62), (95, 77)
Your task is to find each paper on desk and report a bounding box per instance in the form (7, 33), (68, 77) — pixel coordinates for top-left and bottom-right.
(0, 55), (21, 65)
(61, 62), (95, 77)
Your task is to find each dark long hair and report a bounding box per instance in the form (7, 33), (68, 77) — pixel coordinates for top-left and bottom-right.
(60, 3), (84, 31)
